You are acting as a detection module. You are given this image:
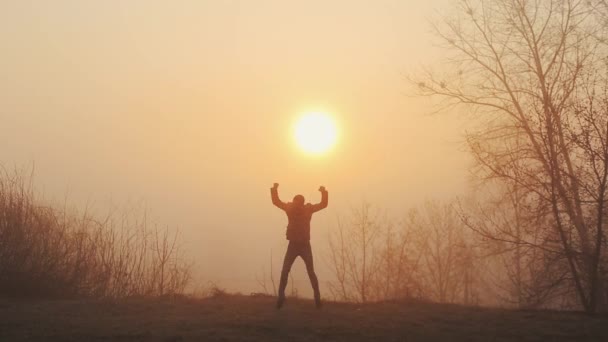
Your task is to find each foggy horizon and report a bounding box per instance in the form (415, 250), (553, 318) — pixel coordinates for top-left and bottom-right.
(1, 0), (469, 294)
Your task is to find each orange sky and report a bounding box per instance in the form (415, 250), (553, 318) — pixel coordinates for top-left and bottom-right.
(0, 0), (469, 293)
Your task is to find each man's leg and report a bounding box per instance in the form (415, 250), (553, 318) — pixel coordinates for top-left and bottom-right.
(301, 242), (321, 308)
(277, 242), (298, 308)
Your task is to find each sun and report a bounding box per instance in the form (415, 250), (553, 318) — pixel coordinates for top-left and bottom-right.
(294, 111), (338, 155)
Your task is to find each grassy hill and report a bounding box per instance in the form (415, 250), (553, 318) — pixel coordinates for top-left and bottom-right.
(0, 294), (606, 341)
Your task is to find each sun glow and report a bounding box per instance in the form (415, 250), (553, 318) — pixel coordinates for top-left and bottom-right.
(294, 111), (338, 155)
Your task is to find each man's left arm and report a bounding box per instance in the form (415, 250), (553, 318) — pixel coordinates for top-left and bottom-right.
(311, 186), (328, 212)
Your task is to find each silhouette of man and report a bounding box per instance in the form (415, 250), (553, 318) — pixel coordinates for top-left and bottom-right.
(270, 183), (328, 309)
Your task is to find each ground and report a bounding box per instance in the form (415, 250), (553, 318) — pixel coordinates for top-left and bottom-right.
(0, 294), (606, 341)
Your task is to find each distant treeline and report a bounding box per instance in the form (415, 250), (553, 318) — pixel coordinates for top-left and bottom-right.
(322, 197), (600, 312)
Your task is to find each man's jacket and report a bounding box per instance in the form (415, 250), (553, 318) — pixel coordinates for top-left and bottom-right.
(271, 188), (328, 242)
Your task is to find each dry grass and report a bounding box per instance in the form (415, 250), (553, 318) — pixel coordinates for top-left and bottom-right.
(0, 294), (606, 341)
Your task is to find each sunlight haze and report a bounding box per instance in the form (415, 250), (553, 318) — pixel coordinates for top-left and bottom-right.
(0, 0), (465, 293)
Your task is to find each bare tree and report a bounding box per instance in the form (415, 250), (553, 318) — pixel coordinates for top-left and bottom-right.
(416, 0), (608, 313)
(255, 250), (277, 296)
(406, 201), (475, 304)
(460, 183), (575, 308)
(327, 203), (382, 302)
(327, 216), (351, 301)
(370, 219), (422, 301)
(327, 203), (423, 302)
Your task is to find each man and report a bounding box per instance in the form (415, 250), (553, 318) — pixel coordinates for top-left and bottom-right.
(270, 183), (328, 309)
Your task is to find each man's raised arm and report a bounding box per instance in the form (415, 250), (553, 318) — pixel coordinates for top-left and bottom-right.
(311, 186), (328, 212)
(271, 183), (287, 210)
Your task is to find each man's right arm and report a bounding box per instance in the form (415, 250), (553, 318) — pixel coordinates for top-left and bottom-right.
(271, 183), (287, 210)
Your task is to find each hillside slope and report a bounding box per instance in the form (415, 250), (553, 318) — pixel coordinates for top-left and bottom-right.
(0, 295), (606, 341)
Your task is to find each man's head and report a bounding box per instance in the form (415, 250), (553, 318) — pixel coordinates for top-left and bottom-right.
(292, 194), (305, 206)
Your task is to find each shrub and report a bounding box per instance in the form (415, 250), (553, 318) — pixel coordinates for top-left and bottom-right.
(0, 167), (192, 299)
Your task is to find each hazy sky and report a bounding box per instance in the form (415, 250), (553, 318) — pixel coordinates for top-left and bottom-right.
(0, 0), (469, 293)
